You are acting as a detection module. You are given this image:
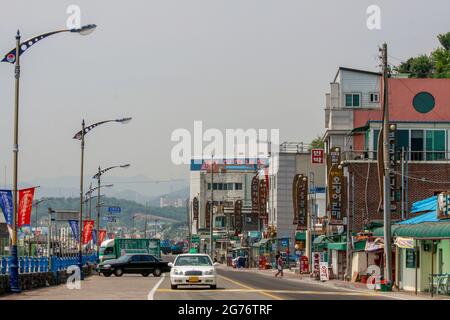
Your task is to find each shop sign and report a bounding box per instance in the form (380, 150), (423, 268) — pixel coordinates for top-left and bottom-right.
(251, 175), (260, 215)
(437, 192), (450, 219)
(319, 262), (329, 281)
(292, 174), (300, 225)
(259, 179), (268, 217)
(328, 166), (344, 224)
(234, 200), (243, 233)
(311, 149), (324, 164)
(296, 175), (308, 230)
(205, 201), (211, 228)
(313, 252), (320, 277)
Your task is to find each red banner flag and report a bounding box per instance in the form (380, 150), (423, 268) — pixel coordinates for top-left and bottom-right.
(98, 229), (107, 245)
(18, 187), (35, 228)
(82, 220), (95, 244)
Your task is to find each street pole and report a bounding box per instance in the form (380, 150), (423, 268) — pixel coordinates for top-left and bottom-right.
(187, 198), (191, 249)
(381, 43), (393, 284)
(78, 120), (85, 275)
(88, 182), (92, 219)
(9, 30), (21, 293)
(210, 154), (214, 259)
(96, 166), (101, 254)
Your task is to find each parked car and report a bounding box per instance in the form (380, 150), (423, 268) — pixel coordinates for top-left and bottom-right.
(169, 254), (219, 289)
(97, 254), (171, 277)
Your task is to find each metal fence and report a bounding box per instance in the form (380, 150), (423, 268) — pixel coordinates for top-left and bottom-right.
(342, 150), (450, 162)
(0, 253), (97, 275)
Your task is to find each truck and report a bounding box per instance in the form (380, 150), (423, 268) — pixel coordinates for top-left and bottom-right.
(160, 239), (172, 254)
(99, 238), (161, 263)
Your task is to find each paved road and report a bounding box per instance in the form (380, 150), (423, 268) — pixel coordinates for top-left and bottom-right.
(0, 255), (395, 300)
(152, 266), (394, 300)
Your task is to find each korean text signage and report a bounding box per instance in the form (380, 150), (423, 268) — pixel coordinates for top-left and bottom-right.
(319, 261), (329, 281)
(251, 175), (259, 216)
(205, 201), (211, 229)
(388, 124), (398, 212)
(259, 179), (268, 218)
(193, 197), (199, 230)
(296, 175), (308, 230)
(18, 187), (36, 228)
(108, 206), (121, 213)
(234, 200), (243, 233)
(292, 174), (300, 225)
(0, 190), (13, 228)
(327, 147), (345, 224)
(311, 149), (324, 164)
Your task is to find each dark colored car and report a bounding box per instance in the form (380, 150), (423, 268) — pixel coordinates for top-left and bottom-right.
(97, 254), (171, 277)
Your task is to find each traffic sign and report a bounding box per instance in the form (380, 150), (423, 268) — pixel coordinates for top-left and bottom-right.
(108, 206), (121, 213)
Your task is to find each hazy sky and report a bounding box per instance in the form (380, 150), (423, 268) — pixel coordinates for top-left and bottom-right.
(0, 0), (449, 185)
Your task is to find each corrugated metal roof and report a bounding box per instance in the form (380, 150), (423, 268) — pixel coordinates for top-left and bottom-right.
(373, 221), (450, 239)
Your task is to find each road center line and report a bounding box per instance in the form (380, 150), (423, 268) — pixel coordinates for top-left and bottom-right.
(218, 274), (283, 300)
(147, 276), (166, 300)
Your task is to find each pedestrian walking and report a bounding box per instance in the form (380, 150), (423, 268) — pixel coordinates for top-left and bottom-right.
(274, 254), (284, 277)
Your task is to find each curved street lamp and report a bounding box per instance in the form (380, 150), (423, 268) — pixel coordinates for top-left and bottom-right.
(85, 184), (113, 219)
(93, 164), (130, 254)
(1, 24), (96, 293)
(72, 120), (131, 273)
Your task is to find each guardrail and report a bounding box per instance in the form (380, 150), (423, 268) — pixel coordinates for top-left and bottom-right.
(0, 254), (98, 275)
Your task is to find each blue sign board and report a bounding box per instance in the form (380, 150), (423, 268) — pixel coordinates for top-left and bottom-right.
(108, 206), (121, 213)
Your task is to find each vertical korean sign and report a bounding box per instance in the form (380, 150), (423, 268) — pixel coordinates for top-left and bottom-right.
(388, 124), (398, 212)
(251, 175), (259, 216)
(296, 175), (308, 230)
(327, 147), (345, 225)
(82, 220), (95, 244)
(234, 200), (243, 233)
(98, 229), (107, 245)
(193, 197), (199, 230)
(292, 174), (300, 224)
(18, 187), (35, 228)
(205, 201), (211, 229)
(259, 179), (268, 219)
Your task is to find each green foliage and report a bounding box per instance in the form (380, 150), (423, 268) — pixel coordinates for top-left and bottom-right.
(395, 31), (450, 78)
(438, 32), (450, 50)
(35, 196), (187, 227)
(310, 136), (324, 149)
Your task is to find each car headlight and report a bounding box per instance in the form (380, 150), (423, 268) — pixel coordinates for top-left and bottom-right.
(173, 269), (184, 275)
(102, 264), (111, 269)
(203, 269), (214, 275)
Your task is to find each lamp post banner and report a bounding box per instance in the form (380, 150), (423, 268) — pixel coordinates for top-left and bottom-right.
(98, 229), (107, 245)
(0, 190), (13, 225)
(82, 220), (95, 244)
(92, 229), (97, 247)
(69, 220), (80, 241)
(18, 187), (35, 228)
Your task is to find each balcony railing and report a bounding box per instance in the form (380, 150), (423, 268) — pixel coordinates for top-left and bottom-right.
(341, 150), (450, 162)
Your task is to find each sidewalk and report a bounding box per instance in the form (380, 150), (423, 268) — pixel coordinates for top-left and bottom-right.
(218, 265), (450, 300)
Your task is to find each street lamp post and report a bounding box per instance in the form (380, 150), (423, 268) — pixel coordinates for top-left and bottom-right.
(93, 164), (130, 253)
(1, 24), (96, 293)
(73, 118), (131, 273)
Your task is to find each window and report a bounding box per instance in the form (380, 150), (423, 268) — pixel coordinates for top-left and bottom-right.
(411, 130), (424, 160)
(345, 93), (361, 107)
(369, 92), (380, 103)
(426, 130), (445, 160)
(207, 183), (211, 190)
(218, 183), (223, 190)
(227, 183), (233, 190)
(235, 183), (243, 190)
(213, 183), (218, 190)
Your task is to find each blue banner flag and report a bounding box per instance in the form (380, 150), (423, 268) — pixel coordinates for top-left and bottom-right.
(69, 220), (80, 241)
(0, 190), (13, 226)
(92, 229), (97, 246)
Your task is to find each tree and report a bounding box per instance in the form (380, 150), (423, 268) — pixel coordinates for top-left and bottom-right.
(431, 47), (450, 78)
(438, 32), (450, 51)
(409, 55), (434, 78)
(395, 57), (414, 74)
(310, 136), (324, 149)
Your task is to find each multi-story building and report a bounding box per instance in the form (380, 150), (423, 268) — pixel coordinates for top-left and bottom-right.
(266, 142), (326, 256)
(324, 66), (450, 232)
(189, 159), (264, 257)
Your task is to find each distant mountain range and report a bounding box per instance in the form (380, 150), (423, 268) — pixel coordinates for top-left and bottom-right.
(7, 175), (189, 205)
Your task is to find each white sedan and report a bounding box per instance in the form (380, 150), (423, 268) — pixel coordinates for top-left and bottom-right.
(168, 254), (219, 289)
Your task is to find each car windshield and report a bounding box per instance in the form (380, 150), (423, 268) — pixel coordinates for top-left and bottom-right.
(174, 255), (212, 266)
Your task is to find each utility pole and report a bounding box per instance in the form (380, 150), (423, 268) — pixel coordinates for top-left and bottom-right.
(187, 197), (191, 250)
(210, 152), (214, 259)
(381, 43), (393, 284)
